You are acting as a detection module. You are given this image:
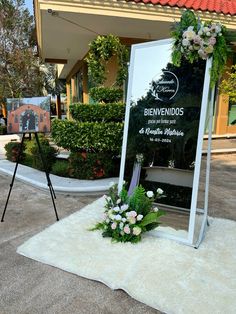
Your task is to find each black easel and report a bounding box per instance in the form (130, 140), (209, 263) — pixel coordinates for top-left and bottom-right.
(1, 132), (59, 222)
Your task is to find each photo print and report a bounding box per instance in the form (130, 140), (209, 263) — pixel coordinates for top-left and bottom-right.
(7, 97), (51, 134)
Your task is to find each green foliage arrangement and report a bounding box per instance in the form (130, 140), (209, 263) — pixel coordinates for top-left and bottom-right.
(91, 184), (165, 243)
(220, 65), (236, 102)
(171, 10), (229, 86)
(89, 87), (123, 103)
(70, 102), (125, 122)
(5, 141), (25, 162)
(51, 119), (123, 153)
(86, 34), (129, 86)
(68, 151), (113, 179)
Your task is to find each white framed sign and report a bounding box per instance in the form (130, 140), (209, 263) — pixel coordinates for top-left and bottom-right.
(118, 39), (213, 247)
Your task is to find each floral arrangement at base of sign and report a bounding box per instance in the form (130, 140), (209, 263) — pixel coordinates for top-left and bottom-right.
(171, 10), (229, 87)
(90, 184), (165, 244)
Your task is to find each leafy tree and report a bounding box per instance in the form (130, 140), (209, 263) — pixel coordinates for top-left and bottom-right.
(40, 63), (66, 97)
(0, 0), (41, 98)
(0, 0), (64, 101)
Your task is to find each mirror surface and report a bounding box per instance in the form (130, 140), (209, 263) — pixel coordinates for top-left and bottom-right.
(122, 40), (207, 238)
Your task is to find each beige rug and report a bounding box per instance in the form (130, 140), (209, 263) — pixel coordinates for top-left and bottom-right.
(17, 197), (236, 314)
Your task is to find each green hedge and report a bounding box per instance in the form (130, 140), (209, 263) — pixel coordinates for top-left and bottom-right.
(68, 151), (113, 179)
(89, 87), (123, 103)
(51, 119), (123, 153)
(5, 141), (25, 162)
(70, 103), (125, 122)
(28, 139), (57, 172)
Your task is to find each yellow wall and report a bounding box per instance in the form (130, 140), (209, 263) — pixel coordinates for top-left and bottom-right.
(215, 58), (236, 135)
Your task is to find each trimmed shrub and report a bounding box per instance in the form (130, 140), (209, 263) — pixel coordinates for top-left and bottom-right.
(70, 103), (125, 122)
(89, 87), (123, 103)
(68, 151), (113, 179)
(51, 119), (123, 153)
(24, 135), (58, 172)
(0, 125), (7, 135)
(4, 141), (25, 162)
(51, 160), (69, 177)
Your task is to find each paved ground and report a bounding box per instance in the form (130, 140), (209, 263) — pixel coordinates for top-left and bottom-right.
(203, 137), (236, 151)
(0, 154), (235, 314)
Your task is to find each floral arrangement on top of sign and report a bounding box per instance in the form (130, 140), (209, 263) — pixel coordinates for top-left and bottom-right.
(171, 10), (229, 86)
(90, 184), (165, 243)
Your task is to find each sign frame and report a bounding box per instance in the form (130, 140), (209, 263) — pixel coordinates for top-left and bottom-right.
(118, 39), (213, 247)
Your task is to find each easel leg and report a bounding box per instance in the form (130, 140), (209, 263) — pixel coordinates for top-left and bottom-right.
(34, 133), (59, 221)
(1, 133), (26, 222)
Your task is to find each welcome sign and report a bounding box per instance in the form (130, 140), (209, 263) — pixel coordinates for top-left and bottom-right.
(119, 39), (212, 246)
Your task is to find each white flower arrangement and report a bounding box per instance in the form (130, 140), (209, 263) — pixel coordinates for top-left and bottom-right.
(171, 10), (228, 87)
(180, 24), (222, 61)
(90, 184), (165, 243)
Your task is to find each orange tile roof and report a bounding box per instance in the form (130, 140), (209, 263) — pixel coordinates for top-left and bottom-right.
(124, 0), (236, 15)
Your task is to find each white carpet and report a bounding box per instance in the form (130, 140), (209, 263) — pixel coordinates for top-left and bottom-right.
(17, 197), (236, 314)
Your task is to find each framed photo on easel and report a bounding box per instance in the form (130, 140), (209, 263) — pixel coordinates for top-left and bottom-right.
(1, 96), (59, 223)
(6, 96), (51, 134)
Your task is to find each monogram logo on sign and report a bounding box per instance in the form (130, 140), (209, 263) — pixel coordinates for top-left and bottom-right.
(151, 71), (179, 102)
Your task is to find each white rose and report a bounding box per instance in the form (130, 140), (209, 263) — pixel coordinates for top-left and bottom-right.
(133, 226), (142, 236)
(182, 39), (190, 47)
(122, 218), (127, 223)
(187, 31), (196, 40)
(128, 217), (136, 225)
(153, 207), (159, 212)
(215, 25), (221, 33)
(187, 26), (194, 31)
(156, 188), (164, 195)
(113, 206), (120, 212)
(137, 214), (143, 221)
(114, 214), (122, 221)
(111, 222), (117, 230)
(119, 222), (124, 229)
(146, 191), (154, 198)
(120, 204), (129, 212)
(109, 214), (115, 220)
(205, 45), (214, 54)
